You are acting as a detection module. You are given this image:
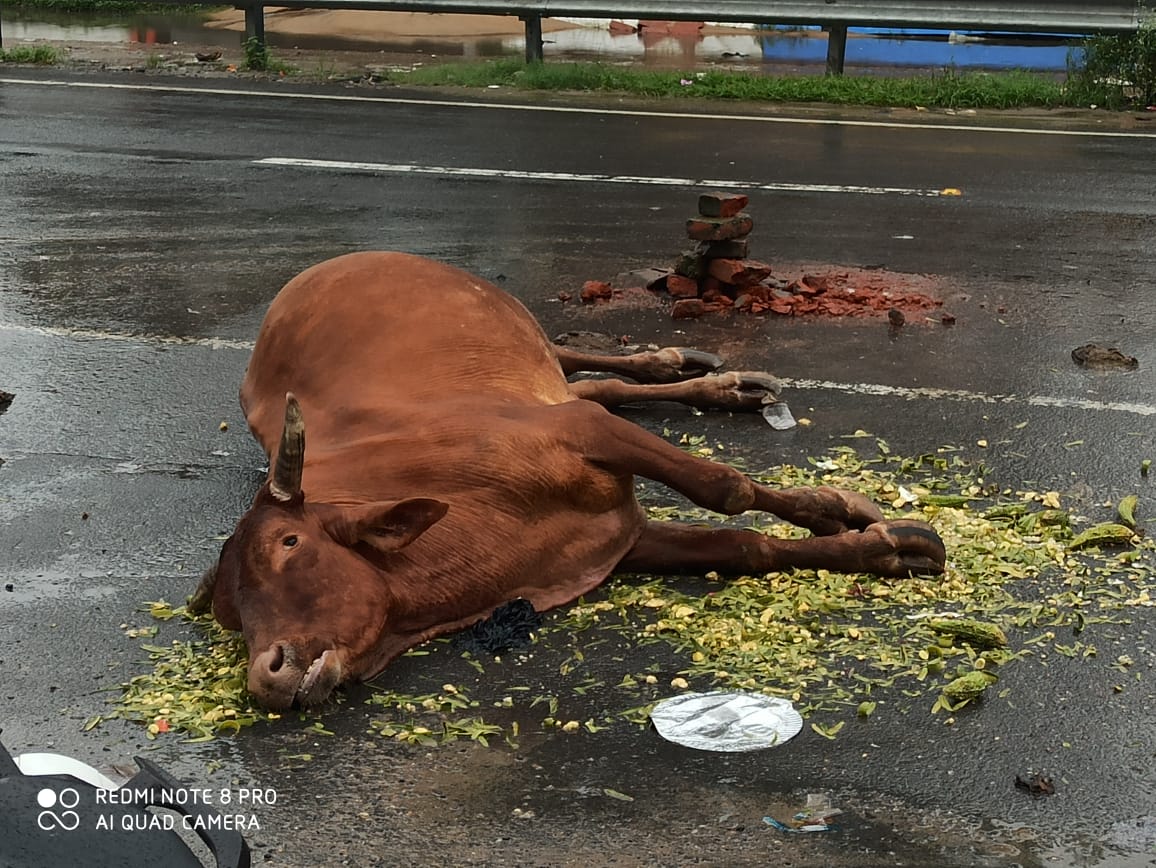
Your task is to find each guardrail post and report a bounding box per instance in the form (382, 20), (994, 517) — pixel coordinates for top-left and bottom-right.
(521, 14), (543, 63)
(824, 24), (847, 75)
(243, 4), (266, 48)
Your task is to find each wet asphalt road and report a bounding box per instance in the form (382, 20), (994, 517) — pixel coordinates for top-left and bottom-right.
(1, 69), (1155, 867)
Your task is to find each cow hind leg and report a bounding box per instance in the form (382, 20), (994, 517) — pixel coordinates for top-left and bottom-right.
(568, 371), (781, 412)
(554, 345), (725, 383)
(617, 520), (945, 580)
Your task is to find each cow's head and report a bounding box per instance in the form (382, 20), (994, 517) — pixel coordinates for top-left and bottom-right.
(190, 394), (448, 710)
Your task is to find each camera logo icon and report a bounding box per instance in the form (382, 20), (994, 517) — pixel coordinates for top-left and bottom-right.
(36, 787), (81, 831)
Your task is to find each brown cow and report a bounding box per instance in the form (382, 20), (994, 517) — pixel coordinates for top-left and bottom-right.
(190, 252), (944, 711)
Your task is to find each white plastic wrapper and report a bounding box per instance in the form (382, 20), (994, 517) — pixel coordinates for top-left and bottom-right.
(762, 403), (797, 430)
(650, 691), (803, 752)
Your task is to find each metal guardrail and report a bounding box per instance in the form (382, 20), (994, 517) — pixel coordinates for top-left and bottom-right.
(1, 0), (1148, 70)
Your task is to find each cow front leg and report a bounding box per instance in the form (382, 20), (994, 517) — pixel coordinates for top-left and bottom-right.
(558, 401), (945, 576)
(554, 345), (723, 383)
(568, 371), (781, 412)
(617, 520), (945, 579)
(566, 401), (882, 535)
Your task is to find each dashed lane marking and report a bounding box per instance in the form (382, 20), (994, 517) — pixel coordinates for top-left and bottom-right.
(253, 156), (946, 196)
(782, 377), (1156, 417)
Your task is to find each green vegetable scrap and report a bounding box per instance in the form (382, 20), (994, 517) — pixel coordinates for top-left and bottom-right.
(1117, 495), (1139, 529)
(928, 618), (1008, 649)
(366, 684), (511, 747)
(1068, 523), (1138, 550)
(941, 670), (998, 702)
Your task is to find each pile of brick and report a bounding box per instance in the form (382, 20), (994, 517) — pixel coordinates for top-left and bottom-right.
(651, 192), (783, 319)
(572, 191), (947, 322)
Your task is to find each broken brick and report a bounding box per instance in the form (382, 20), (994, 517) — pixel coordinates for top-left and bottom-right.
(700, 284), (725, 304)
(699, 276), (728, 299)
(580, 280), (613, 304)
(707, 258), (772, 286)
(666, 274), (700, 298)
(744, 284), (772, 304)
(769, 299), (795, 315)
(671, 298), (708, 319)
(801, 273), (833, 294)
(703, 288), (734, 307)
(686, 213), (753, 242)
(697, 192), (750, 219)
(789, 280), (818, 297)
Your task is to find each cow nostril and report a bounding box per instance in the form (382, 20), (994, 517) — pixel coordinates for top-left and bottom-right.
(268, 643), (285, 673)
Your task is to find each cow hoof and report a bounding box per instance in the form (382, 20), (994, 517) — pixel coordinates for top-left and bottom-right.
(730, 371), (783, 406)
(696, 371), (783, 411)
(870, 520), (947, 577)
(649, 347), (724, 381)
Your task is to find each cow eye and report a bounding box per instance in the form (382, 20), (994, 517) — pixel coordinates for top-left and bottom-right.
(282, 535), (298, 548)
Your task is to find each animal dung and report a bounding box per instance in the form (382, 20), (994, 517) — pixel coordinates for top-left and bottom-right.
(1071, 343), (1139, 370)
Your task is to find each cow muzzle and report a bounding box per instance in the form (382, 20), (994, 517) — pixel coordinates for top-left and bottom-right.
(248, 642), (343, 711)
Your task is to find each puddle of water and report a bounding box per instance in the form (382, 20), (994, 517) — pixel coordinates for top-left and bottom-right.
(546, 22), (1081, 71)
(5, 10), (1083, 72)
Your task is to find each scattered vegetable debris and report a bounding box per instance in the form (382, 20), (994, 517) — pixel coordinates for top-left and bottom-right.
(89, 601), (284, 741)
(102, 437), (1156, 743)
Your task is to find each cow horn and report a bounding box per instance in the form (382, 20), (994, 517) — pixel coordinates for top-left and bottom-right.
(269, 392), (305, 502)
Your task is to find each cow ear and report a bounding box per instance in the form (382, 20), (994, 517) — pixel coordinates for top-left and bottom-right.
(334, 498), (448, 553)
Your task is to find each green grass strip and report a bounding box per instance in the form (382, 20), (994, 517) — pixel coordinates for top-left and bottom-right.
(394, 59), (1118, 110)
(0, 45), (62, 64)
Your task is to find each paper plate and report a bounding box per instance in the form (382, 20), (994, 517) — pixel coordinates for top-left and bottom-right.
(650, 691), (803, 752)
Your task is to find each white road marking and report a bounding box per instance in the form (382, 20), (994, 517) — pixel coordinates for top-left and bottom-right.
(783, 377), (1156, 417)
(3, 319), (1154, 418)
(254, 156), (943, 196)
(4, 77), (1154, 139)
